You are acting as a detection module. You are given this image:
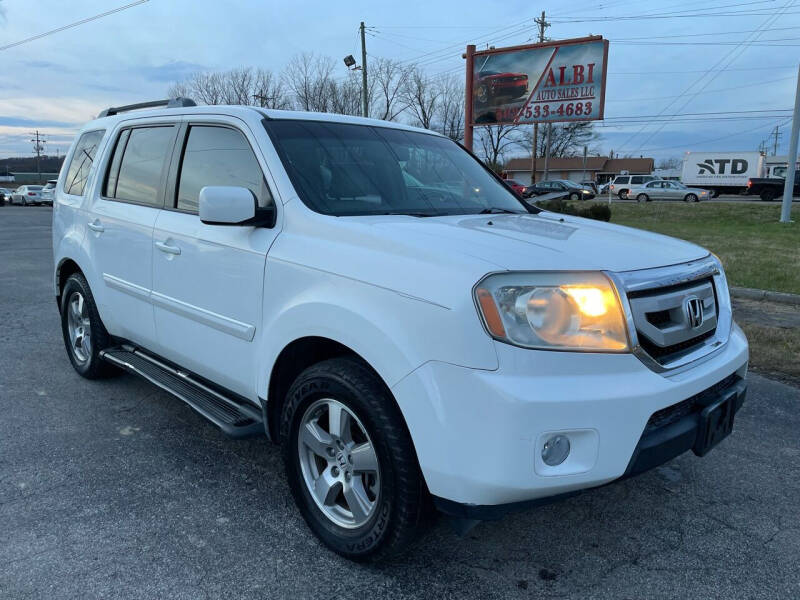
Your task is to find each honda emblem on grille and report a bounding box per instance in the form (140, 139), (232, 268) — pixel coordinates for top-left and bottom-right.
(684, 296), (704, 329)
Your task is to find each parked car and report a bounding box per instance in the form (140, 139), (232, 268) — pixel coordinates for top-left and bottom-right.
(609, 174), (660, 200)
(745, 172), (800, 202)
(502, 179), (526, 195)
(580, 180), (598, 194)
(630, 180), (710, 203)
(54, 98), (748, 562)
(11, 185), (43, 205)
(474, 71), (529, 105)
(0, 187), (11, 205)
(524, 179), (595, 200)
(40, 180), (57, 205)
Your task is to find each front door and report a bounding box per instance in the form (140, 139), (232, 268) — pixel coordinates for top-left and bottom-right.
(151, 120), (280, 397)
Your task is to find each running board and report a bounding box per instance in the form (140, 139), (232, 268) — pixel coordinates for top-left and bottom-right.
(100, 346), (264, 438)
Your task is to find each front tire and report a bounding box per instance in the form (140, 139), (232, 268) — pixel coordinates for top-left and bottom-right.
(685, 194), (698, 202)
(281, 357), (426, 562)
(60, 273), (118, 379)
(569, 192), (580, 201)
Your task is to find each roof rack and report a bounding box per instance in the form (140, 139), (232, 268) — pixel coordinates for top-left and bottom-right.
(97, 97), (196, 118)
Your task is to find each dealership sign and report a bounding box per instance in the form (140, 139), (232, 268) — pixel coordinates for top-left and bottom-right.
(465, 36), (609, 129)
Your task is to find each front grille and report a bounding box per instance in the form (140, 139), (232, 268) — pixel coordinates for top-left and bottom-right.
(627, 277), (718, 365)
(644, 373), (739, 433)
(639, 329), (715, 360)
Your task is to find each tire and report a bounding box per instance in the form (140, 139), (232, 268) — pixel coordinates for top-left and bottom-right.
(685, 194), (698, 203)
(618, 189), (628, 200)
(281, 357), (426, 562)
(60, 273), (118, 379)
(636, 193), (649, 203)
(569, 192), (580, 201)
(760, 189), (776, 202)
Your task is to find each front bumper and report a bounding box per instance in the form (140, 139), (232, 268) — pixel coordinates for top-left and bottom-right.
(391, 324), (748, 511)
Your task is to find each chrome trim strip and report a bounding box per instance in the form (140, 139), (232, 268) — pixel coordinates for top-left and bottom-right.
(607, 255), (733, 375)
(102, 273), (150, 300)
(150, 291), (256, 341)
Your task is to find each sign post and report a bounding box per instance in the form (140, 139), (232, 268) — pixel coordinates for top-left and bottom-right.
(780, 64), (799, 224)
(463, 35), (608, 155)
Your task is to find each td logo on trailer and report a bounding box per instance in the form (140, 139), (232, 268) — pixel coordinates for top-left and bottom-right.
(696, 159), (748, 175)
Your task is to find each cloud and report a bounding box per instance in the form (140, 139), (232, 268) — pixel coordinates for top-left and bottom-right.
(135, 60), (208, 83)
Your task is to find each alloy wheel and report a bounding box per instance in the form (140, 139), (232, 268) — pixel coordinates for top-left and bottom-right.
(66, 291), (92, 363)
(297, 398), (380, 529)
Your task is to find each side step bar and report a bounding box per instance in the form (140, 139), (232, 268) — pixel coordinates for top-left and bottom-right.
(100, 346), (264, 438)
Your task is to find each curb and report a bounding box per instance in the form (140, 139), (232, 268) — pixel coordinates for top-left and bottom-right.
(730, 286), (800, 306)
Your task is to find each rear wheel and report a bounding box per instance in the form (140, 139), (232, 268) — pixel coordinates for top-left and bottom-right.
(636, 193), (649, 203)
(281, 357), (426, 562)
(618, 189), (628, 200)
(60, 273), (118, 379)
(760, 189), (776, 202)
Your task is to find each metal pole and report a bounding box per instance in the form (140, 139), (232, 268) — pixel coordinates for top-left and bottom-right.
(464, 44), (476, 152)
(780, 64), (800, 223)
(543, 124), (551, 181)
(360, 21), (368, 118)
(530, 11), (548, 185)
(582, 145), (588, 182)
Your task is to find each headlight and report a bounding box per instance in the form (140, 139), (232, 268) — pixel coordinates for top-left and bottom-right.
(474, 272), (629, 352)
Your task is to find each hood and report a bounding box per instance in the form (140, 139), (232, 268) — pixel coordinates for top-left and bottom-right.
(360, 211), (708, 273)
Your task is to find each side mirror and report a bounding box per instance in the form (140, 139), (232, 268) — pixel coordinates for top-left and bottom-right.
(198, 186), (275, 227)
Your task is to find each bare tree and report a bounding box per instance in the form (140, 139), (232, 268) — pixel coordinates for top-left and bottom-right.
(282, 53), (338, 113)
(520, 122), (598, 158)
(478, 124), (523, 172)
(656, 157), (682, 170)
(402, 68), (440, 130)
(369, 57), (410, 121)
(433, 74), (465, 142)
(168, 67), (290, 108)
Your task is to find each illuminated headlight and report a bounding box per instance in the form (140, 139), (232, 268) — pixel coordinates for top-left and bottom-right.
(475, 272), (629, 351)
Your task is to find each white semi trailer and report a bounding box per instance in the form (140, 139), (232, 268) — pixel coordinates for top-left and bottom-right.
(681, 151), (765, 196)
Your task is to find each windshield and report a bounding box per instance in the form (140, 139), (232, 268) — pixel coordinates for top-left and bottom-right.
(264, 120), (531, 217)
(28, 186), (42, 190)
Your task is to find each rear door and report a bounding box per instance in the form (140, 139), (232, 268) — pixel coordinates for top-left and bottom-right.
(87, 122), (178, 346)
(150, 118), (280, 397)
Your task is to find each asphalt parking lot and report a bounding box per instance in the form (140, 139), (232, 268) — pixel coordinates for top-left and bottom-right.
(1, 205), (799, 599)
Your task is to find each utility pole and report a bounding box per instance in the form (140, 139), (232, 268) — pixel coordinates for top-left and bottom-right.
(530, 10), (550, 184)
(30, 130), (46, 184)
(770, 125), (782, 156)
(360, 21), (369, 118)
(780, 64), (799, 224)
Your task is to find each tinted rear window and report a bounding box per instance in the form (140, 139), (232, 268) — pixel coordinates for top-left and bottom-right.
(64, 130), (104, 196)
(113, 126), (175, 206)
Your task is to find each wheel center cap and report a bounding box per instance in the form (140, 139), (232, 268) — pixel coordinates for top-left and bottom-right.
(335, 451), (349, 470)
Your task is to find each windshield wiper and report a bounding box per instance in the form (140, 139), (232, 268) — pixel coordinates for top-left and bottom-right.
(478, 207), (523, 215)
(381, 211), (440, 218)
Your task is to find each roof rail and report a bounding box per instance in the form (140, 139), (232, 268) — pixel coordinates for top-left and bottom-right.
(97, 97), (197, 118)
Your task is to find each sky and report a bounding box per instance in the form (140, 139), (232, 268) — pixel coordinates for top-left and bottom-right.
(0, 0), (798, 161)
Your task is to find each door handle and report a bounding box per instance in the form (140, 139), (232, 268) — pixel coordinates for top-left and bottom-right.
(155, 241), (181, 255)
(87, 220), (104, 233)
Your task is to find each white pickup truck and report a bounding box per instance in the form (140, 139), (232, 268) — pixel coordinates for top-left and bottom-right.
(53, 99), (749, 561)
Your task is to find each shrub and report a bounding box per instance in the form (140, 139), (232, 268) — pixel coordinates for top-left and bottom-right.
(534, 198), (611, 222)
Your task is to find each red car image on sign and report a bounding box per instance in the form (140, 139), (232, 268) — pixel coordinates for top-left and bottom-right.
(475, 71), (529, 105)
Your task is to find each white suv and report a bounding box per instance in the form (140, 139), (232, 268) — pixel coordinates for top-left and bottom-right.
(53, 99), (748, 561)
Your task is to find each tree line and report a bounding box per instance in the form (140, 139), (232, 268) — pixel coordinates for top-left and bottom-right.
(167, 53), (598, 171)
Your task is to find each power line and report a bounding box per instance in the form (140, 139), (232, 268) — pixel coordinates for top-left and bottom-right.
(607, 75), (796, 102)
(0, 1), (149, 52)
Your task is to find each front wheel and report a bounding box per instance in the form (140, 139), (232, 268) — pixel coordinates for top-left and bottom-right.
(281, 357), (426, 562)
(685, 194), (698, 202)
(569, 192), (580, 201)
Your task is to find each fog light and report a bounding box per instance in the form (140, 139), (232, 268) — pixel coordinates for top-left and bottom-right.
(542, 435), (570, 466)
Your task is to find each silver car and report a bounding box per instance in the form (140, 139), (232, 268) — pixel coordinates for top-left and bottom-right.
(40, 180), (57, 205)
(10, 185), (44, 205)
(630, 180), (710, 203)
